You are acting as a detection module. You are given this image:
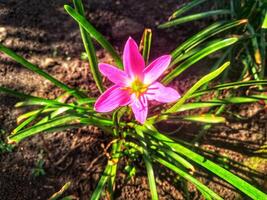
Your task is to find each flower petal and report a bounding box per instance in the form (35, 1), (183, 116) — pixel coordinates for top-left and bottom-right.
(131, 94), (148, 124)
(94, 85), (131, 112)
(146, 82), (180, 103)
(143, 55), (171, 84)
(123, 37), (145, 80)
(99, 63), (129, 86)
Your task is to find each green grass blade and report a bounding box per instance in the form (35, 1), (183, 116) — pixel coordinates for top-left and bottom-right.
(72, 0), (104, 93)
(35, 107), (71, 126)
(0, 86), (65, 107)
(8, 115), (81, 143)
(176, 95), (266, 112)
(13, 112), (43, 135)
(192, 80), (267, 97)
(0, 87), (90, 112)
(107, 140), (122, 199)
(76, 98), (95, 105)
(80, 116), (114, 127)
(143, 153), (159, 200)
(17, 108), (55, 123)
(143, 125), (267, 200)
(170, 20), (247, 60)
(0, 44), (84, 99)
(135, 127), (159, 200)
(177, 102), (223, 112)
(91, 164), (112, 200)
(159, 10), (231, 29)
(262, 11), (267, 28)
(49, 182), (71, 200)
(166, 62), (230, 113)
(157, 146), (195, 172)
(64, 5), (123, 69)
(152, 155), (223, 200)
(162, 38), (237, 85)
(247, 26), (260, 65)
(169, 0), (208, 20)
(13, 106), (72, 135)
(180, 114), (226, 123)
(140, 28), (152, 64)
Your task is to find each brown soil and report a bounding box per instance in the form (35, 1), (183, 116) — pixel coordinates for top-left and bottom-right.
(0, 0), (266, 199)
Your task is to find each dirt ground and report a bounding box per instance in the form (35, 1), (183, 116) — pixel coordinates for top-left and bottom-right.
(0, 0), (266, 199)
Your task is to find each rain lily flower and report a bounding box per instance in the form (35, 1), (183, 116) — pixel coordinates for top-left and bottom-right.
(94, 37), (180, 124)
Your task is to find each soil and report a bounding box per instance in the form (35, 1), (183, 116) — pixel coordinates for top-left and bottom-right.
(0, 0), (266, 199)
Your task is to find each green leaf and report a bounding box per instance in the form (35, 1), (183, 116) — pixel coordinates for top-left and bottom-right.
(153, 155), (223, 200)
(166, 62), (230, 113)
(143, 125), (267, 200)
(143, 153), (159, 200)
(170, 19), (247, 60)
(35, 107), (71, 126)
(17, 108), (55, 123)
(0, 44), (84, 99)
(176, 95), (266, 112)
(159, 10), (231, 29)
(181, 114), (226, 123)
(262, 11), (267, 28)
(191, 80), (267, 97)
(49, 182), (71, 200)
(168, 0), (208, 20)
(135, 127), (159, 200)
(64, 5), (123, 69)
(157, 146), (195, 172)
(177, 102), (223, 112)
(140, 28), (152, 64)
(0, 86), (77, 108)
(107, 141), (122, 199)
(73, 0), (104, 93)
(162, 38), (238, 84)
(91, 164), (112, 200)
(247, 24), (262, 81)
(8, 115), (81, 143)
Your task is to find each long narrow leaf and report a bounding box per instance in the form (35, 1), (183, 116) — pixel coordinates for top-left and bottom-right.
(140, 28), (152, 64)
(170, 20), (247, 60)
(0, 44), (84, 99)
(169, 0), (208, 20)
(143, 125), (267, 200)
(192, 80), (267, 97)
(262, 11), (267, 28)
(159, 10), (231, 28)
(180, 114), (226, 123)
(162, 38), (237, 84)
(91, 164), (112, 200)
(73, 0), (104, 93)
(143, 153), (159, 200)
(166, 62), (230, 113)
(153, 155), (223, 200)
(8, 115), (80, 143)
(107, 141), (122, 199)
(157, 146), (195, 172)
(64, 5), (123, 69)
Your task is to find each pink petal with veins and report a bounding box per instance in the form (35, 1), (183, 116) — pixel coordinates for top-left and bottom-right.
(123, 37), (145, 80)
(94, 85), (131, 112)
(146, 82), (180, 103)
(131, 94), (148, 124)
(99, 63), (129, 86)
(143, 55), (171, 84)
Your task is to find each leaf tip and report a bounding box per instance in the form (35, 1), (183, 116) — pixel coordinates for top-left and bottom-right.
(7, 137), (16, 145)
(240, 19), (248, 24)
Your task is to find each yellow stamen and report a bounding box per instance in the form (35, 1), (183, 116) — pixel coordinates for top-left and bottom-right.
(126, 78), (148, 98)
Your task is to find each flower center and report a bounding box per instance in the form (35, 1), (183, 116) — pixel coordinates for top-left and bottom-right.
(129, 78), (148, 98)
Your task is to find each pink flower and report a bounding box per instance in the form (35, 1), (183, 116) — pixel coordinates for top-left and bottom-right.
(94, 37), (180, 124)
